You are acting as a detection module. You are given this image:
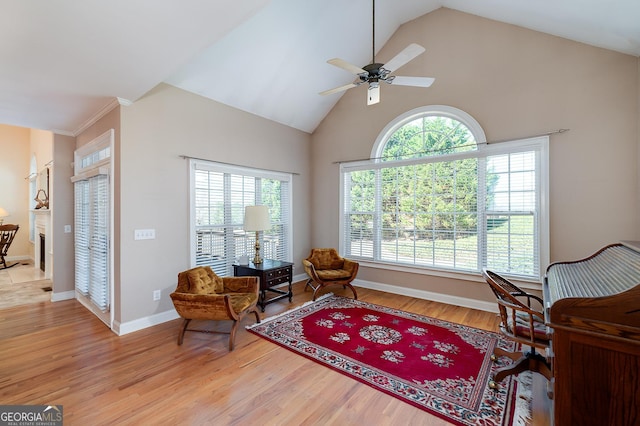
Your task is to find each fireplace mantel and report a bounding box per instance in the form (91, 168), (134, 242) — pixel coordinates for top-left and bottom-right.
(34, 209), (52, 279)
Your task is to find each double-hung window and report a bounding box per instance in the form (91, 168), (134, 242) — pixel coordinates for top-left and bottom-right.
(341, 106), (548, 281)
(189, 159), (292, 277)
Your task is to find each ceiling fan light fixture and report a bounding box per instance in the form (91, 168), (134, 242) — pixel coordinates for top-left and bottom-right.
(367, 84), (380, 105)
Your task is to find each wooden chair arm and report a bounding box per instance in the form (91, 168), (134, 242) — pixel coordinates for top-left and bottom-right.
(512, 292), (544, 310)
(302, 259), (321, 281)
(342, 259), (359, 276)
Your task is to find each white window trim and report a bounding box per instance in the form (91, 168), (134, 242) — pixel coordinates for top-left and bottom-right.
(340, 106), (549, 283)
(71, 129), (114, 328)
(188, 159), (294, 273)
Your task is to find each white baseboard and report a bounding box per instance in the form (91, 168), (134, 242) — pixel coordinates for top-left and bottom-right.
(113, 309), (180, 336)
(5, 255), (31, 262)
(293, 272), (307, 284)
(110, 275), (496, 336)
(51, 290), (75, 302)
(353, 278), (498, 313)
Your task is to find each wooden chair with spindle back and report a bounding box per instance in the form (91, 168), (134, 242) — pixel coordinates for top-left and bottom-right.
(482, 268), (553, 389)
(0, 224), (19, 269)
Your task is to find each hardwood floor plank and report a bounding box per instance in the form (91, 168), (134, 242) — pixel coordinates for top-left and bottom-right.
(0, 280), (547, 425)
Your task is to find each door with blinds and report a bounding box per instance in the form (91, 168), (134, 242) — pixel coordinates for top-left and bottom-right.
(72, 130), (113, 326)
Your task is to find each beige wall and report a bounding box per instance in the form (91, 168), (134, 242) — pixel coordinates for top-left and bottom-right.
(0, 124), (30, 257)
(118, 84), (311, 324)
(30, 129), (53, 172)
(311, 9), (640, 303)
(0, 126), (54, 262)
(51, 134), (76, 297)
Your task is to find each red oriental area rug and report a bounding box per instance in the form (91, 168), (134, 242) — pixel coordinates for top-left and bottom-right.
(248, 295), (522, 425)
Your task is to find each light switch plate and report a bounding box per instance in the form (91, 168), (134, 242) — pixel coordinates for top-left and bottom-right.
(134, 229), (156, 240)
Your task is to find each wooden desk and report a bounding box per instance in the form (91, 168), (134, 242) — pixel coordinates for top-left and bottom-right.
(544, 243), (640, 425)
(233, 260), (294, 312)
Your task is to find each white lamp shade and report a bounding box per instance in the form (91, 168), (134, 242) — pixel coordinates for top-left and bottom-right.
(244, 205), (270, 231)
(0, 207), (8, 217)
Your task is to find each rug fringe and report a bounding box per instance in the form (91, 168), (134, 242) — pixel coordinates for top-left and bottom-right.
(513, 372), (533, 425)
(246, 293), (334, 330)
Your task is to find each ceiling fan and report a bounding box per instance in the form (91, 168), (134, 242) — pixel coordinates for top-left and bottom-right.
(319, 0), (435, 105)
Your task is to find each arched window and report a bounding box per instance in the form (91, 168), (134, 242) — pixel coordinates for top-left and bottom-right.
(373, 105), (484, 160)
(341, 106), (548, 280)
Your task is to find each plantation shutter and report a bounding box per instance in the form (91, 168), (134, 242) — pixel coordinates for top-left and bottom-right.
(265, 178), (290, 261)
(73, 173), (109, 312)
(74, 180), (90, 296)
(191, 160), (292, 276)
(89, 174), (109, 310)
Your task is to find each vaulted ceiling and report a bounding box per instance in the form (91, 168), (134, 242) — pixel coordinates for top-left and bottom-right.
(1, 0), (639, 135)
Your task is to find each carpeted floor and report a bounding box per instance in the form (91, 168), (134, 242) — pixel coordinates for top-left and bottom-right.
(0, 261), (51, 309)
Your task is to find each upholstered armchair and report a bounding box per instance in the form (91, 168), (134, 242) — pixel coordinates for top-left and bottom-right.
(170, 266), (260, 351)
(303, 248), (359, 301)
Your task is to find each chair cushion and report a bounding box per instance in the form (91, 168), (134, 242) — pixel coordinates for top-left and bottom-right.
(186, 267), (223, 294)
(506, 310), (550, 342)
(316, 269), (352, 280)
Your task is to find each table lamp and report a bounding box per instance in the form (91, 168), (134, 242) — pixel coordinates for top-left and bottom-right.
(244, 205), (270, 264)
(0, 207), (8, 225)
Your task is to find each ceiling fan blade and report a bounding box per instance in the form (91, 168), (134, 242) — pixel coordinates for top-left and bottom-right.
(383, 43), (426, 73)
(319, 82), (359, 96)
(327, 58), (367, 75)
(391, 76), (435, 88)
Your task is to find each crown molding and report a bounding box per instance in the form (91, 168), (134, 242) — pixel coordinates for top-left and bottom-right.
(69, 97), (131, 137)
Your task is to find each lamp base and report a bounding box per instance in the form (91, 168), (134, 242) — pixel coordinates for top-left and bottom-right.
(253, 233), (263, 264)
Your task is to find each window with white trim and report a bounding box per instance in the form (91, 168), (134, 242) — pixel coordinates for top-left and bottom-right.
(341, 106), (548, 280)
(190, 160), (292, 276)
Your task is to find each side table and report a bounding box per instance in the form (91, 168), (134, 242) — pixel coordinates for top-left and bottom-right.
(233, 259), (294, 312)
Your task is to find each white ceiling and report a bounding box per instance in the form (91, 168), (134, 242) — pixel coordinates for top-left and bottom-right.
(2, 0), (639, 135)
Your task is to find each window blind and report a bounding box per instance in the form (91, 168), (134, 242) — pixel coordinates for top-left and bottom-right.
(74, 174), (109, 312)
(342, 137), (548, 280)
(191, 160), (292, 276)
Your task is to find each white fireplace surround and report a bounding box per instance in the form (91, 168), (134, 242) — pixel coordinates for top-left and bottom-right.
(34, 209), (52, 279)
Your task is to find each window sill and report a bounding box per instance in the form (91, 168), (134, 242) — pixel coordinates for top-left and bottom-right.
(356, 260), (543, 291)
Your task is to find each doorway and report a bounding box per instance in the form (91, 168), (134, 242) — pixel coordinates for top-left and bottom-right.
(71, 129), (113, 327)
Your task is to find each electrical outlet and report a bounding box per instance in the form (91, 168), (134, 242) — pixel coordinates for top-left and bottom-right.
(153, 290), (161, 301)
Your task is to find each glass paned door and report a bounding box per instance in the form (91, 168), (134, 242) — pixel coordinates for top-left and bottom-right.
(74, 174), (110, 324)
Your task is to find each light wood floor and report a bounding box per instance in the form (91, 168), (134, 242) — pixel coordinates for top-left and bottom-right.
(0, 262), (50, 309)
(0, 281), (550, 425)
